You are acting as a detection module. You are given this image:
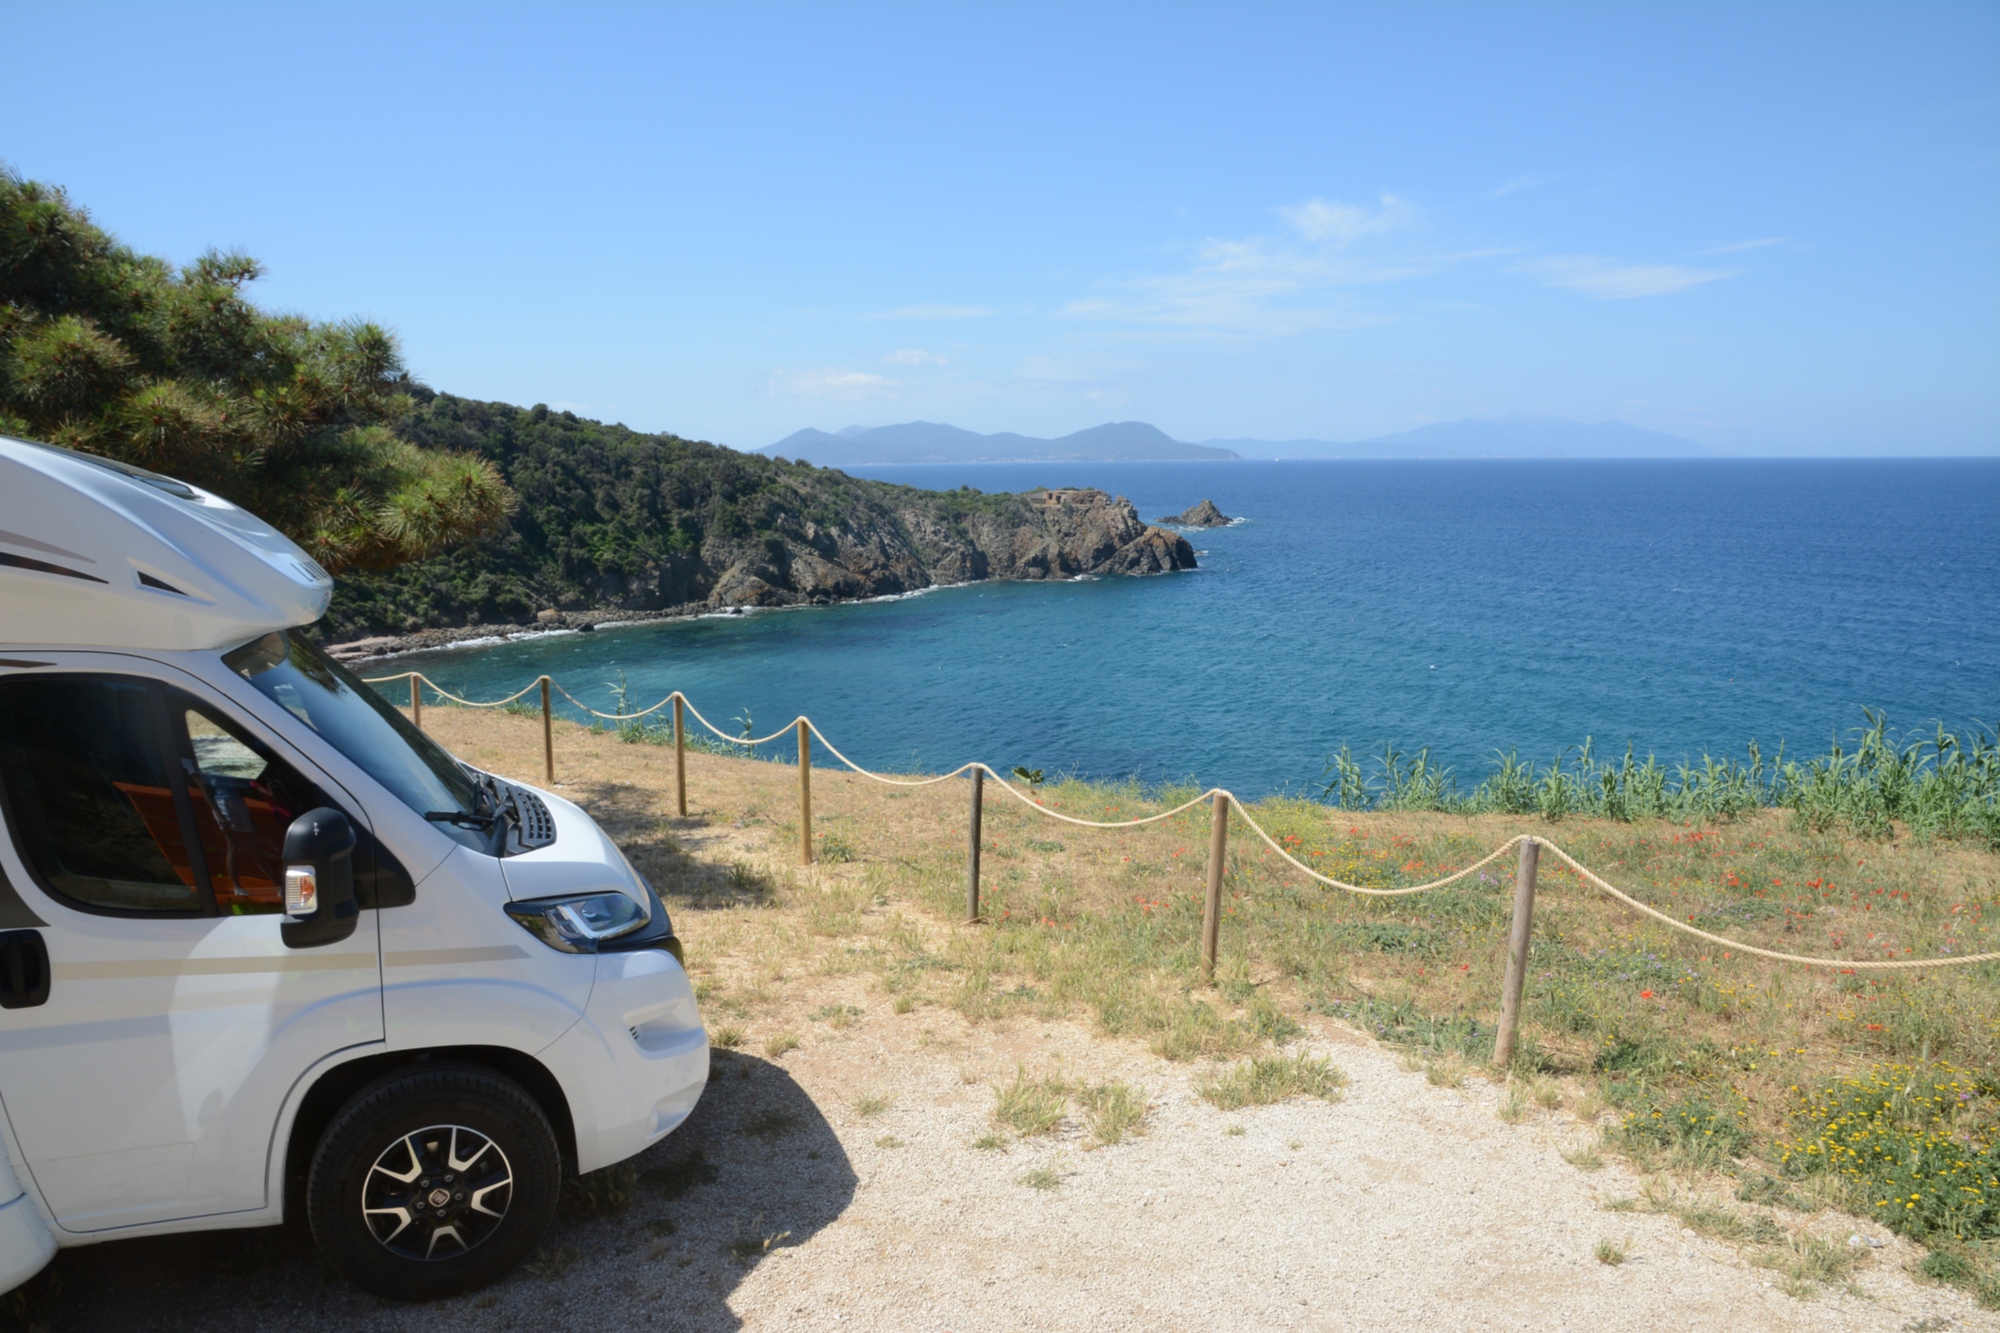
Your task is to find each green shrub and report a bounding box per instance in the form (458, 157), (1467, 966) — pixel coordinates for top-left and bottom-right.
(1618, 1093), (1752, 1168)
(1778, 1063), (1999, 1244)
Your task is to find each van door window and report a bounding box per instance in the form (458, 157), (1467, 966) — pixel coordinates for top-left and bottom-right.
(0, 676), (205, 914)
(179, 701), (330, 916)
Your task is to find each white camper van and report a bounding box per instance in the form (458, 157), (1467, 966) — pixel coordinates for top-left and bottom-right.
(0, 437), (708, 1301)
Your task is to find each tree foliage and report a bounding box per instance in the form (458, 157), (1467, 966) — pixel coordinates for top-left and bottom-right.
(0, 169), (514, 571)
(328, 394), (1038, 637)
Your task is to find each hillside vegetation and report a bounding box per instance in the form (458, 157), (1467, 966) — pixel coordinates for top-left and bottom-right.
(0, 170), (513, 571)
(0, 172), (1193, 634)
(328, 392), (1194, 639)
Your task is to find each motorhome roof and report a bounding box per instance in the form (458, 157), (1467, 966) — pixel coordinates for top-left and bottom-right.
(0, 436), (332, 652)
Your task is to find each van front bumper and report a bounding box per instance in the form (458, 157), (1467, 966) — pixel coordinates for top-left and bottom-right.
(538, 944), (708, 1174)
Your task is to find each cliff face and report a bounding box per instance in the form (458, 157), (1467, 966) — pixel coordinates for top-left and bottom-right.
(325, 397), (1195, 639)
(712, 487), (1193, 608)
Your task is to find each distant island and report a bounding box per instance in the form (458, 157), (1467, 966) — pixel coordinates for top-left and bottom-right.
(765, 415), (1706, 464)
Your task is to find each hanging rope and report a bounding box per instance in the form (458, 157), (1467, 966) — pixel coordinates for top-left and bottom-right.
(359, 670), (1998, 971)
(360, 671), (543, 709)
(1531, 837), (2000, 971)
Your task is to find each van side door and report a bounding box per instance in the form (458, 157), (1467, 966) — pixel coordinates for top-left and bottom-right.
(0, 659), (386, 1233)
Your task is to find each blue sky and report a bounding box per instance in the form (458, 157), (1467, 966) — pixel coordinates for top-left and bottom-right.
(7, 2), (1997, 454)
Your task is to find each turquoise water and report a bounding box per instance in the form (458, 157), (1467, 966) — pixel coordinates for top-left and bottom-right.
(377, 460), (2000, 799)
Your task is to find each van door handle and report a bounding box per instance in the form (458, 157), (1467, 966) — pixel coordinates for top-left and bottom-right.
(0, 931), (50, 1009)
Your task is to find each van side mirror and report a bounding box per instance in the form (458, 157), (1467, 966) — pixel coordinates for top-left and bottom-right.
(280, 808), (359, 949)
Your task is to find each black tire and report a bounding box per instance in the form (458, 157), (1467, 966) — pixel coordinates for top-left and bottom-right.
(307, 1063), (561, 1301)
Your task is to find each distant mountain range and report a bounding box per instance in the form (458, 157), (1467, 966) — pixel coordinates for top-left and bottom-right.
(763, 421), (1237, 465)
(763, 416), (1706, 465)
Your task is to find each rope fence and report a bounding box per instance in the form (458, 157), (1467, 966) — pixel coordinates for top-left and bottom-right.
(366, 669), (2000, 1064)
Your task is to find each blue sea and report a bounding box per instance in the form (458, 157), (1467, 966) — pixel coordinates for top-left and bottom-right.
(377, 460), (2000, 800)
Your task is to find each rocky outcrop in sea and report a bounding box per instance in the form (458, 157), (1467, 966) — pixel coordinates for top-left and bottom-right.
(1159, 498), (1232, 527)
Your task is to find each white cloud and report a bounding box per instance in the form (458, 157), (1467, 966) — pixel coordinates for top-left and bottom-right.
(1703, 237), (1788, 254)
(1492, 174), (1556, 198)
(863, 304), (993, 320)
(1061, 195), (1435, 338)
(1274, 194), (1413, 245)
(1520, 255), (1734, 300)
(884, 348), (949, 365)
(769, 368), (899, 398)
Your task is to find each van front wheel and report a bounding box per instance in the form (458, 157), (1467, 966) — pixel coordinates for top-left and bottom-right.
(307, 1064), (562, 1301)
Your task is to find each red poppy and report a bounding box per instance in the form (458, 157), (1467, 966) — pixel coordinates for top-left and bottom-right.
(1640, 990), (1655, 999)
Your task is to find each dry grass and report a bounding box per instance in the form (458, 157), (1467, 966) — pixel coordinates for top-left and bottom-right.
(418, 708), (1999, 1112)
(1752, 1234), (1863, 1299)
(408, 707), (2000, 1299)
(723, 1221), (792, 1263)
(1560, 1136), (1606, 1171)
(993, 1068), (1074, 1137)
(1077, 1080), (1150, 1145)
(1198, 1052), (1346, 1110)
(525, 1244), (581, 1281)
(564, 1162), (638, 1218)
(1424, 1055), (1466, 1089)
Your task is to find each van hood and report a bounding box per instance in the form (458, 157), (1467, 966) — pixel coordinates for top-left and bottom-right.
(497, 785), (649, 907)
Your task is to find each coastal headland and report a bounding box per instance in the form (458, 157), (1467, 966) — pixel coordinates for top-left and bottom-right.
(326, 394), (1196, 656)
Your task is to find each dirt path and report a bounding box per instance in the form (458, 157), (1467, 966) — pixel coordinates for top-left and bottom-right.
(697, 1010), (1991, 1332)
(31, 999), (1993, 1332)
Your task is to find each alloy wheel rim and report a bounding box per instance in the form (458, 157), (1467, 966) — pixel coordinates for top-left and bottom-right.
(361, 1124), (513, 1260)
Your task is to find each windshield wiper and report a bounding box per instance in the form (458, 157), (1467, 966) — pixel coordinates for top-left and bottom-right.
(425, 809), (498, 830)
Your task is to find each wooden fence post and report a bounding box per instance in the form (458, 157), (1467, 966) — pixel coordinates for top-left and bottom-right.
(540, 677), (554, 784)
(797, 719), (813, 866)
(1494, 837), (1540, 1068)
(409, 676), (422, 731)
(672, 695), (688, 818)
(966, 767), (984, 921)
(1201, 791), (1229, 980)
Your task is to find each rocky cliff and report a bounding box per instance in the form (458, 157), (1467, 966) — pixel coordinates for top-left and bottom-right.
(708, 486), (1194, 608)
(325, 396), (1195, 649)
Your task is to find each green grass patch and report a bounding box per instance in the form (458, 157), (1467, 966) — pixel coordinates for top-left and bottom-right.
(1198, 1053), (1347, 1110)
(993, 1067), (1074, 1137)
(1779, 1062), (1999, 1243)
(1077, 1080), (1150, 1145)
(1617, 1093), (1753, 1170)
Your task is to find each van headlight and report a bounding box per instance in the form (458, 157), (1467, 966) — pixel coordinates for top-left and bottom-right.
(504, 892), (649, 953)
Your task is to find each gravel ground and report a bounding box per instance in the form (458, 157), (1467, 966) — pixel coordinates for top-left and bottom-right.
(22, 1001), (1994, 1332)
(18, 724), (1993, 1331)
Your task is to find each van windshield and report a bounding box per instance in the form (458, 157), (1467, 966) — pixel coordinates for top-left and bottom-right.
(223, 631), (489, 850)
